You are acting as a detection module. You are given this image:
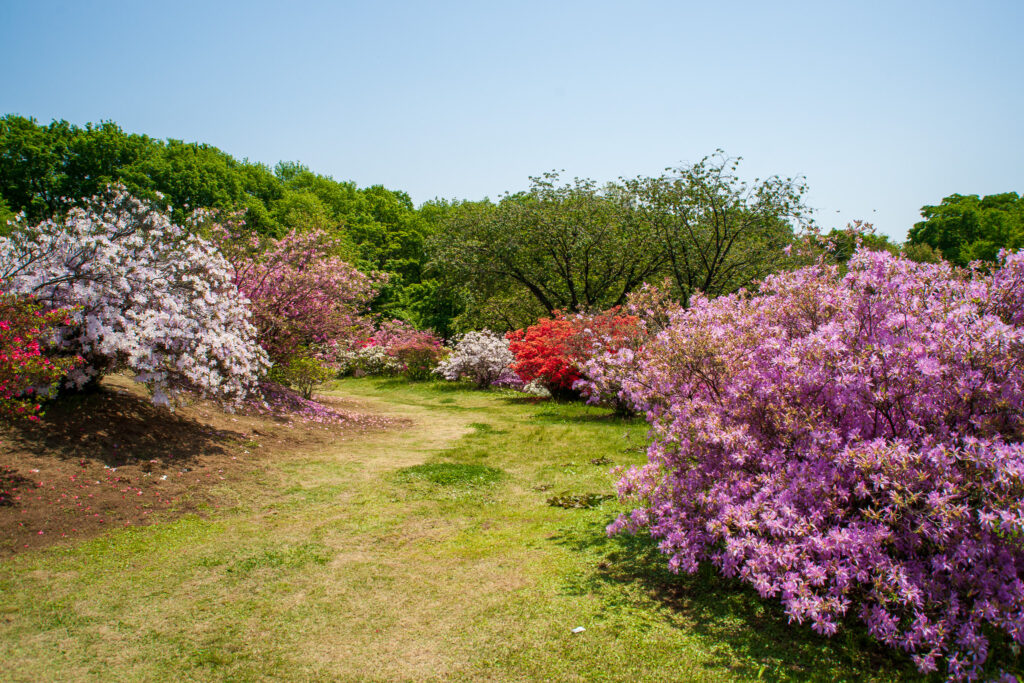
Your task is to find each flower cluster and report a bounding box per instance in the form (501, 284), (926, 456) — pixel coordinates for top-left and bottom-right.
(506, 315), (582, 395)
(0, 291), (81, 419)
(0, 188), (267, 406)
(610, 249), (1024, 679)
(214, 223), (382, 364)
(434, 330), (516, 388)
(566, 310), (643, 412)
(575, 283), (678, 413)
(331, 345), (403, 377)
(507, 311), (639, 399)
(363, 320), (446, 380)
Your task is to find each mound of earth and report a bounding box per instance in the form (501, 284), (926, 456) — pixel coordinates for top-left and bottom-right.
(0, 375), (401, 556)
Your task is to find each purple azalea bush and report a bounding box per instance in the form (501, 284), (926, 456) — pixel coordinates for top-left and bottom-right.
(611, 249), (1024, 680)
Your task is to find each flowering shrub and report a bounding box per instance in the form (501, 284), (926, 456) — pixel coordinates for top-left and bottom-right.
(325, 320), (445, 379)
(215, 222), (382, 364)
(364, 320), (446, 380)
(434, 330), (516, 388)
(0, 188), (267, 406)
(389, 337), (447, 380)
(575, 283), (677, 413)
(344, 345), (403, 377)
(610, 249), (1024, 680)
(0, 292), (81, 419)
(506, 315), (581, 396)
(565, 310), (642, 412)
(507, 311), (639, 399)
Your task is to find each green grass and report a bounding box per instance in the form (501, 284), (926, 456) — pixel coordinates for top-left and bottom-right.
(0, 378), (926, 682)
(393, 463), (506, 487)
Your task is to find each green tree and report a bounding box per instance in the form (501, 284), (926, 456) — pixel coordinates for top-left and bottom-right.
(907, 192), (1024, 266)
(431, 175), (667, 327)
(625, 152), (808, 306)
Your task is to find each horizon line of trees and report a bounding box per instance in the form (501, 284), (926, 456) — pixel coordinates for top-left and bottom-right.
(2, 114), (1020, 334)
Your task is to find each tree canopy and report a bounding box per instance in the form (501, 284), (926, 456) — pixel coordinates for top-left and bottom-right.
(907, 192), (1024, 266)
(0, 115), (442, 326)
(431, 154), (811, 326)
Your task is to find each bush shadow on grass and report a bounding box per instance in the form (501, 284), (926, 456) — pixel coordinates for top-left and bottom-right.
(2, 385), (245, 467)
(550, 519), (927, 683)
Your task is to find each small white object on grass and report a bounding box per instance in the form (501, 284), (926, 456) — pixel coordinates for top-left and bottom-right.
(571, 626), (586, 634)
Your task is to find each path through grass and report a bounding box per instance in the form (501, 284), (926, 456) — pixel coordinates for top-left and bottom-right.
(0, 379), (921, 682)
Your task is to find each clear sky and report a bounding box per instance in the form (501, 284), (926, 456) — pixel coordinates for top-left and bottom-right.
(1, 0), (1021, 240)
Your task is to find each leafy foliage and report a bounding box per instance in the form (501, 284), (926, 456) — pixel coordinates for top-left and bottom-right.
(624, 151), (808, 306)
(433, 154), (809, 328)
(612, 249), (1024, 680)
(431, 175), (665, 327)
(908, 192), (1024, 266)
(267, 353), (336, 400)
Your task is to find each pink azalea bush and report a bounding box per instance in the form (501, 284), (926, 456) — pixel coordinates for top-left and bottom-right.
(575, 285), (677, 412)
(214, 222), (382, 364)
(434, 330), (516, 388)
(611, 249), (1024, 680)
(0, 291), (82, 419)
(0, 188), (266, 406)
(369, 320), (446, 380)
(327, 320), (445, 379)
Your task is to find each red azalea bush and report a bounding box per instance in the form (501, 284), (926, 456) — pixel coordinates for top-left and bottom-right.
(507, 311), (640, 399)
(506, 315), (581, 396)
(611, 249), (1024, 680)
(0, 292), (81, 420)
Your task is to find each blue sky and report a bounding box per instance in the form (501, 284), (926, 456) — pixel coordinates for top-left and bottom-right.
(1, 0), (1021, 240)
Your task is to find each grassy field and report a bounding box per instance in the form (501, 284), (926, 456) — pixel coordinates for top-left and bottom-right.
(0, 378), (923, 682)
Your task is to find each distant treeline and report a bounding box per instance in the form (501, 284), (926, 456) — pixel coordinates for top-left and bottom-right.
(2, 115), (1020, 334)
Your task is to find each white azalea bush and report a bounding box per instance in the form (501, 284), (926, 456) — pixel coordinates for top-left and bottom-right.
(0, 187), (268, 406)
(434, 330), (516, 388)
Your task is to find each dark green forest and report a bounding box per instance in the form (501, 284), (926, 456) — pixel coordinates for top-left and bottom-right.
(2, 115), (1019, 335)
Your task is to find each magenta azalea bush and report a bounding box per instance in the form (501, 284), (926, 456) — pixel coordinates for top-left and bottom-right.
(575, 282), (679, 412)
(611, 249), (1024, 680)
(215, 223), (382, 364)
(363, 320), (445, 380)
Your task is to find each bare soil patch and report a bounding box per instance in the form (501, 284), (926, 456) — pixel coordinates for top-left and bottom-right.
(0, 375), (403, 556)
